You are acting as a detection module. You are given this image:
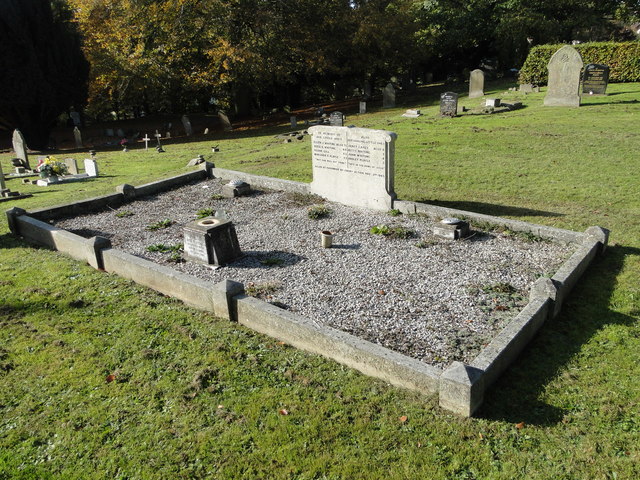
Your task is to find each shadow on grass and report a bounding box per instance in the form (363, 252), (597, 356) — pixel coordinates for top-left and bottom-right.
(478, 245), (639, 426)
(581, 99), (640, 107)
(416, 199), (564, 218)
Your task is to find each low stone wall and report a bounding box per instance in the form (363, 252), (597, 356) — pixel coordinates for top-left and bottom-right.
(5, 167), (609, 417)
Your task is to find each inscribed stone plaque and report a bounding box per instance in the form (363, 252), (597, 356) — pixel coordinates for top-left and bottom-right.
(309, 126), (396, 210)
(64, 158), (79, 175)
(440, 92), (459, 117)
(84, 159), (98, 177)
(544, 45), (583, 107)
(329, 112), (344, 126)
(382, 83), (395, 108)
(12, 129), (30, 170)
(359, 101), (367, 114)
(468, 69), (484, 98)
(582, 64), (609, 95)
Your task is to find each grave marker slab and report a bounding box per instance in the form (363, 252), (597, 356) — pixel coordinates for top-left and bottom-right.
(329, 112), (344, 126)
(116, 128), (125, 137)
(73, 127), (82, 148)
(218, 111), (233, 131)
(64, 158), (79, 175)
(290, 116), (297, 128)
(382, 83), (396, 108)
(359, 101), (367, 114)
(468, 69), (485, 98)
(12, 129), (30, 170)
(84, 159), (98, 177)
(309, 126), (396, 210)
(582, 64), (609, 95)
(544, 45), (583, 107)
(440, 92), (459, 117)
(182, 115), (193, 135)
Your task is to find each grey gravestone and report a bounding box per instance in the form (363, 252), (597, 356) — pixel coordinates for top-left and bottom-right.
(401, 109), (421, 118)
(105, 128), (114, 137)
(469, 69), (485, 98)
(218, 111), (233, 131)
(544, 45), (583, 107)
(359, 101), (367, 114)
(290, 116), (297, 128)
(84, 158), (98, 177)
(382, 83), (395, 108)
(308, 126), (396, 210)
(73, 127), (82, 148)
(582, 64), (610, 95)
(329, 112), (344, 126)
(182, 115), (193, 136)
(64, 158), (79, 175)
(12, 129), (30, 170)
(69, 110), (81, 126)
(183, 217), (242, 266)
(440, 92), (459, 117)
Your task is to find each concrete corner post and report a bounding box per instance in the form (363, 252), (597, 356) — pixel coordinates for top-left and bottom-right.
(439, 362), (485, 417)
(5, 207), (26, 235)
(88, 236), (112, 270)
(212, 279), (244, 321)
(584, 226), (610, 253)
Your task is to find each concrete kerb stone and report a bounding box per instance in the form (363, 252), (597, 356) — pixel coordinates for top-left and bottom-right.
(439, 362), (484, 417)
(211, 167), (311, 195)
(6, 206), (26, 235)
(235, 294), (442, 395)
(135, 169), (208, 198)
(116, 184), (136, 200)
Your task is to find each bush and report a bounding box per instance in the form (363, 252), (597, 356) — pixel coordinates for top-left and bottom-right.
(519, 41), (640, 85)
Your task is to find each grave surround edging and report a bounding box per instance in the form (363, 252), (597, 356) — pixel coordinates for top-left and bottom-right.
(5, 167), (608, 417)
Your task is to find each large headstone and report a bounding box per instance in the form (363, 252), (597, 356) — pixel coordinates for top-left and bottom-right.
(12, 129), (30, 170)
(582, 64), (610, 95)
(359, 101), (367, 114)
(218, 111), (233, 131)
(440, 92), (459, 117)
(308, 126), (396, 210)
(468, 69), (485, 98)
(382, 83), (396, 108)
(544, 45), (583, 107)
(182, 115), (193, 136)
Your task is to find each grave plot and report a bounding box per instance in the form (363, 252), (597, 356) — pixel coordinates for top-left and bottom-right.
(55, 179), (573, 369)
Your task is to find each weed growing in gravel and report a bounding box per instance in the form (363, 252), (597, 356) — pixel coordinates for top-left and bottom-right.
(285, 192), (325, 206)
(146, 243), (183, 253)
(307, 204), (331, 220)
(146, 219), (174, 230)
(115, 210), (134, 218)
(245, 281), (279, 298)
(370, 225), (414, 239)
(168, 253), (184, 263)
(210, 194), (225, 200)
(388, 209), (402, 217)
(260, 257), (284, 266)
(416, 238), (437, 248)
(196, 208), (215, 218)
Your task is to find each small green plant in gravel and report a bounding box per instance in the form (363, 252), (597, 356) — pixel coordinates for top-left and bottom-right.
(285, 191), (325, 206)
(115, 210), (134, 218)
(307, 204), (331, 219)
(415, 238), (437, 248)
(146, 219), (174, 230)
(245, 281), (279, 298)
(196, 208), (215, 218)
(388, 209), (402, 217)
(370, 225), (414, 239)
(260, 257), (284, 266)
(210, 194), (225, 200)
(146, 243), (183, 253)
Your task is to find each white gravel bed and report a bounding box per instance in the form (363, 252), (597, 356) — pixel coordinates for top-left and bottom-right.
(55, 179), (573, 368)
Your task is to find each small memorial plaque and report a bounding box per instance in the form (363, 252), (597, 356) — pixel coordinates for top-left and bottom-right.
(440, 92), (459, 117)
(582, 64), (609, 95)
(329, 111), (344, 126)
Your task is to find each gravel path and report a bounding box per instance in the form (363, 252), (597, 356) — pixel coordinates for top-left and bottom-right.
(55, 179), (573, 368)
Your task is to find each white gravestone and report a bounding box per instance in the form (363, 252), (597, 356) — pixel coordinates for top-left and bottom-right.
(84, 159), (98, 177)
(12, 129), (30, 170)
(359, 101), (367, 114)
(73, 126), (82, 148)
(544, 45), (583, 107)
(309, 126), (397, 210)
(468, 69), (485, 98)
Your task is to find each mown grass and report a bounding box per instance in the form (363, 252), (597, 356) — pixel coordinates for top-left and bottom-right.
(1, 81), (639, 479)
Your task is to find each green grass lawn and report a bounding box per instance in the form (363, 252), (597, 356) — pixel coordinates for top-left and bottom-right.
(1, 81), (639, 479)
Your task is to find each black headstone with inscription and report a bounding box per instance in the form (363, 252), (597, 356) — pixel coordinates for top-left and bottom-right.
(582, 64), (609, 95)
(440, 92), (458, 117)
(329, 111), (344, 126)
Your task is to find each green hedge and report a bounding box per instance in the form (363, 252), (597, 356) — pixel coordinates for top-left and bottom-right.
(519, 41), (640, 85)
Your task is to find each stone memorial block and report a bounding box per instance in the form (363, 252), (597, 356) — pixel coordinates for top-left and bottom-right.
(544, 45), (583, 107)
(401, 109), (421, 118)
(290, 116), (297, 128)
(382, 83), (395, 108)
(308, 126), (396, 210)
(12, 129), (30, 170)
(582, 64), (609, 95)
(485, 98), (501, 107)
(329, 111), (344, 126)
(440, 92), (459, 117)
(183, 217), (242, 266)
(116, 128), (125, 137)
(73, 126), (82, 148)
(359, 101), (367, 114)
(182, 115), (193, 135)
(64, 158), (79, 175)
(519, 84), (534, 93)
(218, 111), (233, 131)
(468, 69), (485, 98)
(69, 110), (81, 126)
(84, 159), (98, 177)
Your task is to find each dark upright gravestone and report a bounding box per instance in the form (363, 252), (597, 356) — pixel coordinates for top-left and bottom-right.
(12, 129), (30, 171)
(582, 64), (610, 95)
(329, 111), (344, 126)
(440, 92), (459, 117)
(382, 83), (396, 108)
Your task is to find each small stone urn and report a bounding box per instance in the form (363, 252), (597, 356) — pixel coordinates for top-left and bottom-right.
(320, 230), (334, 248)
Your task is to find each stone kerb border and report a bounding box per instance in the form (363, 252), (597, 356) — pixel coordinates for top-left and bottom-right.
(5, 166), (609, 417)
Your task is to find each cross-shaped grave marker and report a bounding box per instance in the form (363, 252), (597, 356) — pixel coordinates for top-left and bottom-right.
(142, 134), (151, 151)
